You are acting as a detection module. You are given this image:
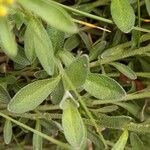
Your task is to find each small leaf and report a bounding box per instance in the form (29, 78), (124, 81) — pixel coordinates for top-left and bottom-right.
(0, 17), (17, 57)
(8, 76), (60, 114)
(64, 34), (80, 51)
(0, 85), (11, 103)
(17, 0), (77, 33)
(112, 130), (128, 150)
(83, 73), (126, 100)
(95, 113), (132, 129)
(47, 25), (65, 53)
(58, 50), (75, 67)
(111, 0), (135, 33)
(31, 18), (55, 75)
(51, 80), (65, 104)
(33, 120), (43, 150)
(61, 98), (87, 149)
(11, 46), (31, 66)
(145, 0), (150, 16)
(89, 41), (106, 61)
(109, 62), (137, 80)
(4, 119), (13, 144)
(63, 55), (89, 89)
(24, 19), (36, 62)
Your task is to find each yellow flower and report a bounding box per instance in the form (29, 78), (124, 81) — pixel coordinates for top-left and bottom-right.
(0, 4), (7, 16)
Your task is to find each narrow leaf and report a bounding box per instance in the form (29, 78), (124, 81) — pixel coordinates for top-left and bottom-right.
(7, 76), (60, 114)
(111, 0), (135, 33)
(109, 62), (137, 80)
(0, 17), (17, 57)
(33, 120), (43, 150)
(83, 73), (126, 100)
(4, 119), (13, 144)
(112, 130), (129, 150)
(47, 25), (65, 53)
(61, 99), (87, 149)
(31, 18), (55, 75)
(64, 55), (89, 89)
(17, 0), (77, 33)
(24, 19), (36, 62)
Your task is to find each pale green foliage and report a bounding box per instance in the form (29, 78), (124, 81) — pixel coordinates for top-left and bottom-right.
(111, 0), (135, 33)
(7, 76), (60, 114)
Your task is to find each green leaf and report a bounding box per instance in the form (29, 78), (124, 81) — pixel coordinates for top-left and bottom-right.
(111, 0), (135, 33)
(31, 18), (55, 75)
(95, 113), (132, 129)
(83, 73), (126, 100)
(145, 0), (150, 16)
(17, 0), (77, 33)
(24, 19), (36, 62)
(47, 25), (65, 53)
(33, 120), (43, 150)
(130, 133), (145, 150)
(7, 76), (60, 114)
(11, 46), (31, 66)
(0, 85), (11, 103)
(64, 34), (80, 51)
(64, 55), (89, 89)
(61, 98), (87, 149)
(109, 62), (137, 80)
(4, 119), (13, 144)
(58, 50), (75, 67)
(0, 17), (17, 57)
(112, 130), (128, 150)
(89, 41), (106, 61)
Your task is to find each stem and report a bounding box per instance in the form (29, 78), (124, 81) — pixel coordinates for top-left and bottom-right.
(0, 112), (71, 149)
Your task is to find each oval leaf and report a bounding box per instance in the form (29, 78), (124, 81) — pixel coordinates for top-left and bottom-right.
(31, 18), (55, 75)
(0, 17), (17, 57)
(17, 0), (77, 33)
(109, 62), (137, 80)
(8, 76), (60, 114)
(64, 55), (89, 89)
(61, 99), (87, 149)
(4, 119), (13, 144)
(111, 0), (135, 33)
(112, 130), (128, 150)
(83, 73), (126, 100)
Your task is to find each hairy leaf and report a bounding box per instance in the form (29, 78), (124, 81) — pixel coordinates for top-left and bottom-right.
(31, 18), (55, 75)
(83, 73), (126, 100)
(64, 55), (89, 89)
(61, 99), (87, 149)
(0, 85), (11, 103)
(111, 0), (135, 33)
(8, 76), (60, 114)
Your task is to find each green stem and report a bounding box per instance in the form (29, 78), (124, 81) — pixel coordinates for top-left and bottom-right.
(0, 112), (71, 149)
